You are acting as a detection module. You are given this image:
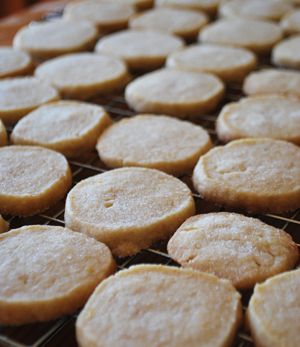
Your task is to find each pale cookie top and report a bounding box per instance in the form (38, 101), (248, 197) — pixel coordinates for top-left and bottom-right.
(198, 19), (283, 55)
(13, 21), (98, 59)
(95, 29), (184, 70)
(98, 0), (153, 11)
(125, 69), (225, 118)
(168, 212), (299, 290)
(0, 47), (32, 78)
(0, 225), (116, 326)
(243, 68), (300, 98)
(0, 215), (9, 234)
(34, 52), (131, 100)
(63, 1), (136, 33)
(0, 120), (8, 147)
(76, 265), (242, 347)
(10, 101), (112, 158)
(65, 167), (195, 257)
(0, 77), (60, 125)
(192, 138), (300, 214)
(219, 0), (292, 22)
(96, 114), (212, 176)
(216, 95), (300, 145)
(0, 146), (72, 216)
(272, 34), (300, 70)
(166, 43), (257, 83)
(155, 0), (222, 16)
(129, 7), (209, 40)
(280, 8), (300, 35)
(247, 270), (300, 347)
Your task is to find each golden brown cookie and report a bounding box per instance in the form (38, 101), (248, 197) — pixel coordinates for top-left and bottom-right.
(0, 215), (9, 234)
(272, 34), (300, 70)
(10, 101), (112, 158)
(168, 212), (299, 290)
(0, 120), (8, 146)
(0, 225), (116, 326)
(76, 264), (242, 347)
(96, 114), (212, 176)
(65, 167), (195, 257)
(0, 46), (33, 78)
(0, 146), (72, 216)
(280, 8), (300, 35)
(155, 0), (222, 16)
(192, 138), (300, 214)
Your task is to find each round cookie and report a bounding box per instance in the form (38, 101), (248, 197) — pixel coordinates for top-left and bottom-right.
(13, 21), (98, 60)
(76, 264), (242, 347)
(96, 114), (212, 176)
(0, 215), (9, 234)
(34, 53), (131, 100)
(0, 120), (8, 146)
(154, 0), (222, 16)
(192, 138), (300, 214)
(243, 68), (300, 98)
(280, 8), (300, 35)
(218, 0), (292, 22)
(198, 19), (283, 55)
(0, 146), (72, 216)
(10, 101), (113, 158)
(129, 7), (209, 40)
(216, 95), (300, 145)
(0, 225), (116, 326)
(63, 0), (136, 34)
(272, 34), (300, 70)
(65, 167), (195, 257)
(166, 43), (257, 83)
(0, 77), (60, 125)
(168, 212), (299, 290)
(125, 69), (225, 118)
(95, 29), (184, 70)
(0, 47), (33, 78)
(246, 269), (300, 347)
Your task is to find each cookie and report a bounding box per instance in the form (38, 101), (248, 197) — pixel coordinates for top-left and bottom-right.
(0, 77), (60, 125)
(272, 34), (300, 70)
(243, 68), (300, 98)
(0, 215), (9, 234)
(103, 0), (153, 11)
(125, 69), (225, 118)
(10, 101), (112, 158)
(166, 43), (257, 83)
(280, 8), (300, 35)
(0, 46), (33, 78)
(168, 212), (299, 290)
(216, 94), (300, 145)
(63, 0), (136, 34)
(95, 29), (184, 70)
(76, 264), (242, 347)
(0, 120), (8, 146)
(34, 52), (131, 100)
(13, 21), (98, 60)
(96, 114), (212, 176)
(199, 19), (283, 55)
(129, 7), (209, 40)
(0, 146), (72, 216)
(218, 0), (292, 22)
(192, 138), (300, 214)
(155, 0), (222, 16)
(246, 269), (300, 347)
(0, 225), (116, 326)
(65, 167), (195, 257)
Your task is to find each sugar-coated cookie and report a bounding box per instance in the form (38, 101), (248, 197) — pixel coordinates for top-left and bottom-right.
(192, 138), (300, 214)
(280, 8), (300, 35)
(0, 225), (116, 325)
(125, 69), (225, 118)
(243, 68), (300, 98)
(95, 29), (184, 70)
(34, 53), (131, 100)
(65, 167), (195, 257)
(0, 146), (72, 216)
(0, 215), (9, 234)
(0, 47), (33, 78)
(96, 114), (212, 176)
(76, 264), (242, 347)
(272, 34), (300, 70)
(199, 19), (283, 55)
(0, 120), (8, 146)
(13, 21), (98, 60)
(129, 7), (209, 40)
(166, 43), (257, 83)
(216, 95), (300, 145)
(168, 212), (299, 290)
(246, 269), (300, 347)
(155, 0), (222, 16)
(0, 77), (60, 124)
(10, 101), (112, 158)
